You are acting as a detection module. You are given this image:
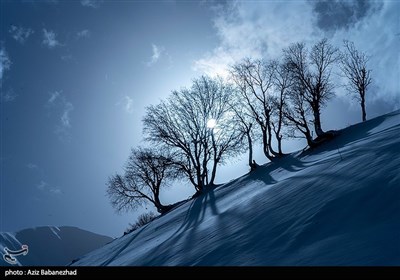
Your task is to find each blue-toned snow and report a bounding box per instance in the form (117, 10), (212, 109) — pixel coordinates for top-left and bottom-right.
(73, 110), (400, 266)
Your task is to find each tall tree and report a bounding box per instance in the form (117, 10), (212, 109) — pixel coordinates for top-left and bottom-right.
(227, 90), (259, 170)
(107, 147), (176, 214)
(230, 58), (281, 161)
(283, 80), (315, 148)
(284, 39), (339, 137)
(143, 76), (243, 193)
(340, 40), (372, 122)
(271, 60), (292, 155)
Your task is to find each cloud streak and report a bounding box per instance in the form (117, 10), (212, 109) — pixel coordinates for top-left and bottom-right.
(60, 102), (74, 128)
(36, 180), (62, 195)
(42, 29), (61, 49)
(46, 91), (74, 140)
(0, 46), (11, 83)
(81, 0), (101, 8)
(116, 96), (134, 114)
(47, 91), (61, 104)
(77, 29), (90, 39)
(9, 25), (34, 44)
(147, 44), (164, 66)
(1, 88), (18, 102)
(124, 96), (133, 114)
(27, 163), (38, 169)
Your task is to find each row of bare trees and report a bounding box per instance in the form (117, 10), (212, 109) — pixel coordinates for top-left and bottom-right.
(107, 38), (372, 215)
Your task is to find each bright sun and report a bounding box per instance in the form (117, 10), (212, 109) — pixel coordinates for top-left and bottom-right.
(207, 119), (217, 129)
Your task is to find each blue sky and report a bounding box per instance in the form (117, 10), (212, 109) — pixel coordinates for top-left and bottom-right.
(1, 0), (399, 237)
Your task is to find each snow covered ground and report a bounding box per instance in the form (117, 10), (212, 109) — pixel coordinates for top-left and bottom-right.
(0, 226), (113, 266)
(73, 110), (400, 266)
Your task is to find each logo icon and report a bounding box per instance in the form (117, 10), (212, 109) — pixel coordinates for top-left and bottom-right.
(3, 245), (29, 265)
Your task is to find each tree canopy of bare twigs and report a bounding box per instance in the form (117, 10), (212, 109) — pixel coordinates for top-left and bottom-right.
(143, 76), (244, 193)
(230, 58), (284, 161)
(340, 40), (372, 122)
(284, 38), (339, 138)
(107, 147), (176, 214)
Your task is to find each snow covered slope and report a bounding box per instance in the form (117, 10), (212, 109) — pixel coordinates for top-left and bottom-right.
(73, 110), (400, 266)
(0, 226), (113, 266)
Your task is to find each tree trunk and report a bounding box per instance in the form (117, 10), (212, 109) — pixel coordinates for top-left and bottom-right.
(154, 195), (169, 214)
(262, 129), (274, 161)
(267, 119), (279, 157)
(361, 94), (366, 122)
(313, 106), (324, 137)
(276, 97), (284, 155)
(247, 130), (253, 168)
(209, 129), (218, 186)
(209, 160), (218, 186)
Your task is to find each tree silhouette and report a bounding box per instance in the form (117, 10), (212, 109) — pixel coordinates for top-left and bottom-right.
(340, 40), (372, 122)
(230, 58), (283, 161)
(283, 78), (316, 147)
(143, 76), (243, 193)
(227, 89), (259, 170)
(107, 147), (176, 214)
(284, 39), (339, 137)
(271, 60), (292, 155)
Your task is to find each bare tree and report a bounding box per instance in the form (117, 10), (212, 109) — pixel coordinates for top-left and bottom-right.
(143, 76), (243, 193)
(124, 212), (158, 235)
(227, 90), (259, 170)
(284, 39), (339, 137)
(107, 147), (176, 214)
(283, 81), (316, 148)
(340, 40), (372, 122)
(230, 58), (282, 161)
(271, 60), (292, 155)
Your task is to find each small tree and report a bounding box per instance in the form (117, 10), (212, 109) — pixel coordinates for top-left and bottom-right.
(283, 81), (315, 147)
(284, 39), (339, 137)
(107, 147), (176, 214)
(124, 212), (158, 235)
(340, 40), (372, 122)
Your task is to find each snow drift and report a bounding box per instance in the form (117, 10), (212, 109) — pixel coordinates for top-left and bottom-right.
(73, 110), (400, 266)
(0, 226), (113, 266)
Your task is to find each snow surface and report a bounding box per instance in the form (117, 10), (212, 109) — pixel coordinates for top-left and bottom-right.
(0, 226), (113, 266)
(73, 110), (400, 266)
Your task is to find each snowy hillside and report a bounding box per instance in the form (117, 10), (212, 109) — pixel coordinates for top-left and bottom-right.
(0, 226), (113, 266)
(73, 110), (400, 266)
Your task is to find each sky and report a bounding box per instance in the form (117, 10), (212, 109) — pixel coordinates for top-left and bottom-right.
(0, 0), (399, 238)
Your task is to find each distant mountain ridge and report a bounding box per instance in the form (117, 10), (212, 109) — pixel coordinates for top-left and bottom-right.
(0, 226), (113, 266)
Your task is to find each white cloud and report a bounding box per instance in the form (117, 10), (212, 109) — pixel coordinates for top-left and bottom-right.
(27, 163), (38, 169)
(124, 96), (133, 114)
(0, 47), (11, 82)
(77, 29), (90, 39)
(9, 25), (34, 44)
(37, 180), (48, 191)
(193, 1), (317, 77)
(46, 91), (74, 140)
(116, 96), (134, 114)
(147, 44), (164, 66)
(81, 0), (101, 8)
(61, 54), (73, 61)
(42, 29), (61, 49)
(194, 0), (400, 106)
(61, 102), (74, 128)
(49, 188), (62, 195)
(36, 180), (62, 195)
(47, 90), (61, 104)
(1, 88), (17, 102)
